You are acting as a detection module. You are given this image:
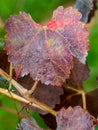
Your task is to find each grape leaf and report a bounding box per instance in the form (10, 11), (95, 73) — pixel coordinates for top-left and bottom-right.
(16, 118), (51, 130)
(66, 58), (89, 89)
(86, 88), (98, 118)
(0, 50), (9, 73)
(33, 83), (63, 114)
(56, 106), (95, 130)
(4, 6), (89, 86)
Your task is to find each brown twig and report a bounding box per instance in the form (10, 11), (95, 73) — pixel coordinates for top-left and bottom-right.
(0, 68), (57, 116)
(0, 87), (43, 110)
(0, 68), (28, 95)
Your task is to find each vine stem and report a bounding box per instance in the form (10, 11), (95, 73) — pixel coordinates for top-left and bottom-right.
(0, 87), (43, 110)
(0, 68), (57, 116)
(66, 86), (87, 110)
(0, 68), (27, 95)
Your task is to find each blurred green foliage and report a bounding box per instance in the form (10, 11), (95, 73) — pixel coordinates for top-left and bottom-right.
(84, 11), (98, 92)
(0, 95), (20, 130)
(0, 28), (6, 42)
(0, 42), (4, 50)
(0, 0), (75, 23)
(0, 0), (98, 129)
(95, 124), (98, 130)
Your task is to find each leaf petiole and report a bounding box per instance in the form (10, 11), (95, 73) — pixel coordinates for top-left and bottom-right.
(9, 62), (13, 90)
(28, 80), (39, 95)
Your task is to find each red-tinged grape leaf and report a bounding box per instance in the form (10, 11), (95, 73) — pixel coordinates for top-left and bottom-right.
(18, 75), (64, 114)
(56, 106), (95, 130)
(4, 6), (89, 86)
(65, 57), (89, 89)
(16, 118), (51, 130)
(48, 6), (89, 63)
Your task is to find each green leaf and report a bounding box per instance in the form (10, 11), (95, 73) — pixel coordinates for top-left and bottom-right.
(0, 27), (6, 43)
(83, 18), (98, 92)
(0, 95), (20, 130)
(0, 42), (4, 50)
(95, 124), (98, 130)
(32, 112), (48, 129)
